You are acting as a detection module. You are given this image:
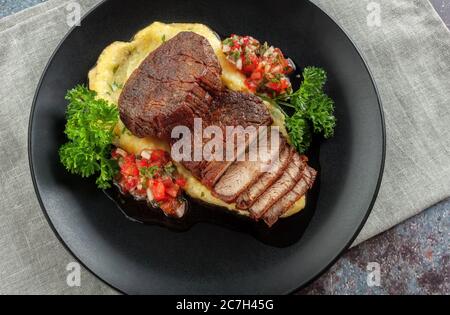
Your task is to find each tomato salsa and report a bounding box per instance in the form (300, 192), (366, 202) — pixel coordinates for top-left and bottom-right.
(112, 148), (187, 218)
(222, 35), (295, 97)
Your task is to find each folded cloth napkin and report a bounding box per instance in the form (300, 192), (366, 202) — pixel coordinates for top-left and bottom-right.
(0, 0), (448, 294)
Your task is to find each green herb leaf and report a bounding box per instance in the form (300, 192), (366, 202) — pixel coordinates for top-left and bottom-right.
(231, 51), (241, 61)
(285, 111), (312, 154)
(140, 166), (160, 178)
(164, 163), (177, 177)
(298, 67), (336, 139)
(222, 38), (233, 47)
(259, 42), (270, 55)
(110, 81), (123, 92)
(59, 85), (119, 189)
(269, 66), (336, 153)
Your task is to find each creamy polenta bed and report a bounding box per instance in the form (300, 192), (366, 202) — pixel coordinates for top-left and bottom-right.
(59, 22), (336, 227)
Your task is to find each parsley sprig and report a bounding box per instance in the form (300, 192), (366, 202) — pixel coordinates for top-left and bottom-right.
(59, 85), (119, 189)
(261, 67), (336, 153)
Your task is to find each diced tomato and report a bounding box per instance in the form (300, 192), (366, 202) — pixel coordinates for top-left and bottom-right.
(175, 176), (187, 188)
(160, 177), (180, 197)
(123, 154), (135, 164)
(161, 177), (174, 188)
(122, 177), (139, 192)
(245, 79), (258, 93)
(222, 34), (294, 97)
(250, 69), (263, 81)
(121, 162), (139, 177)
(280, 78), (291, 91)
(242, 54), (259, 74)
(232, 39), (241, 49)
(152, 180), (166, 202)
(136, 159), (150, 169)
(151, 150), (168, 163)
(166, 184), (180, 198)
(266, 81), (282, 93)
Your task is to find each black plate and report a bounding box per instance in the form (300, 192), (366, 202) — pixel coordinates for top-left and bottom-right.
(29, 0), (385, 294)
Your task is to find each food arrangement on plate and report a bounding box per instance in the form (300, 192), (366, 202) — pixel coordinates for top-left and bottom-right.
(59, 22), (336, 229)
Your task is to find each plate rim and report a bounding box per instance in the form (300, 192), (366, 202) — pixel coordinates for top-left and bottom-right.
(27, 0), (386, 295)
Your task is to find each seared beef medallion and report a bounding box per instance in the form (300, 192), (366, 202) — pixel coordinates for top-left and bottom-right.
(119, 32), (222, 140)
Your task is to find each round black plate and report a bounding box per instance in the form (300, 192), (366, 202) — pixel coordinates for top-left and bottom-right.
(29, 0), (385, 294)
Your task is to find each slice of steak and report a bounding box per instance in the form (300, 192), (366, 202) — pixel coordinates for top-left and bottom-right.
(248, 153), (307, 219)
(236, 146), (293, 210)
(262, 166), (317, 227)
(119, 32), (222, 141)
(212, 131), (285, 203)
(177, 90), (273, 188)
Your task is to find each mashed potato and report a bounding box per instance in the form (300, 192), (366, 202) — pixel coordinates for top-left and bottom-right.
(88, 22), (305, 218)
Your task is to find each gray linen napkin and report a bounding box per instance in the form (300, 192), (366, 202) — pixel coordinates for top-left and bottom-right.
(0, 0), (448, 294)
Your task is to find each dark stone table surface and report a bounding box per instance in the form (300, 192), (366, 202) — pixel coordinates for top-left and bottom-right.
(1, 0), (448, 295)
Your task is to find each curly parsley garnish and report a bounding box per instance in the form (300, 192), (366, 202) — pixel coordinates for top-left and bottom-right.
(261, 67), (336, 153)
(59, 85), (119, 189)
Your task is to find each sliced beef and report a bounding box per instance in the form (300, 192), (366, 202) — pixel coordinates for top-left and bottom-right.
(176, 90), (272, 188)
(263, 166), (317, 227)
(119, 32), (222, 141)
(212, 131), (285, 203)
(236, 146), (293, 210)
(248, 153), (307, 219)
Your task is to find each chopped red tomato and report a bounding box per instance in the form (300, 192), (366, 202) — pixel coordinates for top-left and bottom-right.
(245, 79), (259, 93)
(151, 150), (168, 163)
(121, 162), (139, 177)
(222, 35), (295, 97)
(152, 180), (166, 202)
(175, 176), (187, 188)
(250, 69), (263, 81)
(111, 148), (187, 218)
(123, 177), (139, 192)
(161, 177), (174, 188)
(136, 158), (150, 169)
(123, 154), (136, 164)
(166, 184), (180, 198)
(242, 54), (259, 74)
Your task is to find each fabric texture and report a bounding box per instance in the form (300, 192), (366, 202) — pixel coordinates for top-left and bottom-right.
(0, 0), (448, 294)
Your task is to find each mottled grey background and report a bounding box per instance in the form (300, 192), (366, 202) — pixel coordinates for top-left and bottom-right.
(430, 0), (450, 28)
(1, 0), (448, 295)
